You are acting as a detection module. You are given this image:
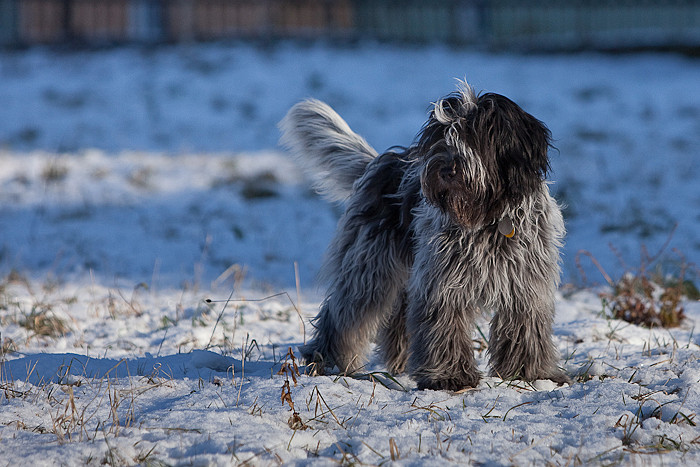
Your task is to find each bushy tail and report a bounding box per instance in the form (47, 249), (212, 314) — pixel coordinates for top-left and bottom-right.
(279, 99), (378, 202)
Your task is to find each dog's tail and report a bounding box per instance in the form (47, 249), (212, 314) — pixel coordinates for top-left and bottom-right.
(279, 99), (378, 202)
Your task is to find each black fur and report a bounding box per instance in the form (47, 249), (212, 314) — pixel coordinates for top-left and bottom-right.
(280, 83), (568, 391)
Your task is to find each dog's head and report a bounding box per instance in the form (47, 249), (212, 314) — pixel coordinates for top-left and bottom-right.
(417, 83), (552, 229)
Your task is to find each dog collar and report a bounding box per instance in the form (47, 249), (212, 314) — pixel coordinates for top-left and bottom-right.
(498, 217), (515, 238)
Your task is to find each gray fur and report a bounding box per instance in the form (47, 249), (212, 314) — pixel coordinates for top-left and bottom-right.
(279, 99), (378, 202)
(280, 83), (568, 390)
(296, 155), (412, 374)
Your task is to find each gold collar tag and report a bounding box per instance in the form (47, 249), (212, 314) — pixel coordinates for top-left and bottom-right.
(498, 217), (515, 238)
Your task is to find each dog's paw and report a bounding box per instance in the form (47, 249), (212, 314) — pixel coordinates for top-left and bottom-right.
(416, 372), (481, 392)
(383, 353), (408, 375)
(298, 344), (340, 376)
(544, 369), (572, 385)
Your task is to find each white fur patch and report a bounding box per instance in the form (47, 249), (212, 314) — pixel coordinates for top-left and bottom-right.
(433, 80), (477, 125)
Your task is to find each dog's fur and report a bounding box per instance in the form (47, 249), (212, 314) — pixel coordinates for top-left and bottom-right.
(280, 83), (568, 390)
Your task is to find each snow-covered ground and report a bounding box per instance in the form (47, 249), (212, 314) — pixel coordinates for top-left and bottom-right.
(1, 42), (698, 284)
(0, 42), (699, 465)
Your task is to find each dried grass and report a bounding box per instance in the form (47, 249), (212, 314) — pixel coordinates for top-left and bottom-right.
(576, 230), (697, 329)
(602, 273), (686, 328)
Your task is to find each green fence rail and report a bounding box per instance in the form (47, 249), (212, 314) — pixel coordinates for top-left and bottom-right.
(1, 0), (699, 50)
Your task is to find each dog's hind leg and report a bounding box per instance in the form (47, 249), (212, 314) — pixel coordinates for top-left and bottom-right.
(298, 153), (414, 375)
(299, 223), (409, 374)
(377, 290), (409, 374)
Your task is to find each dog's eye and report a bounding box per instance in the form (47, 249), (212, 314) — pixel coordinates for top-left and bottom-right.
(435, 151), (454, 162)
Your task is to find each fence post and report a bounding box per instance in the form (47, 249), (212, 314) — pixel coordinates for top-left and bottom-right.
(0, 0), (19, 46)
(156, 0), (169, 42)
(62, 0), (73, 42)
(128, 0), (164, 42)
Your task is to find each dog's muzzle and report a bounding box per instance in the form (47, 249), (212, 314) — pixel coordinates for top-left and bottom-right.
(420, 151), (495, 230)
(421, 152), (463, 207)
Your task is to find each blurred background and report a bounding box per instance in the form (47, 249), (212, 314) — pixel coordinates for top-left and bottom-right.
(2, 0), (699, 50)
(0, 0), (699, 289)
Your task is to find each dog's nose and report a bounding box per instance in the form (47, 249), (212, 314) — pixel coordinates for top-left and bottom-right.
(439, 161), (457, 181)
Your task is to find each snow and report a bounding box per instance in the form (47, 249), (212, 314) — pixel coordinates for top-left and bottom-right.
(1, 43), (698, 284)
(0, 42), (699, 465)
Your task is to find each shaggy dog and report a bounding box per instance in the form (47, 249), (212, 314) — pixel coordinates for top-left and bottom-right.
(280, 83), (569, 391)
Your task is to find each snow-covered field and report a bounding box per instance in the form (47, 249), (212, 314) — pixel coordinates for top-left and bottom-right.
(1, 42), (699, 465)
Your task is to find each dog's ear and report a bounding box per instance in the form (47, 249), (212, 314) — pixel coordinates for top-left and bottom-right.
(503, 112), (552, 201)
(476, 93), (552, 201)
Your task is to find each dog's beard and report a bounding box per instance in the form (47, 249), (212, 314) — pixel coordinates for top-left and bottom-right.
(420, 151), (499, 230)
(412, 89), (553, 232)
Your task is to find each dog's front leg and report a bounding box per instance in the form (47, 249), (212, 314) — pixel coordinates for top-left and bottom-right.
(406, 288), (481, 391)
(405, 233), (481, 391)
(488, 282), (569, 384)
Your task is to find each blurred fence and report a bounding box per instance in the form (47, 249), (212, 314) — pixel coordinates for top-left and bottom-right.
(487, 0), (700, 50)
(1, 0), (699, 50)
